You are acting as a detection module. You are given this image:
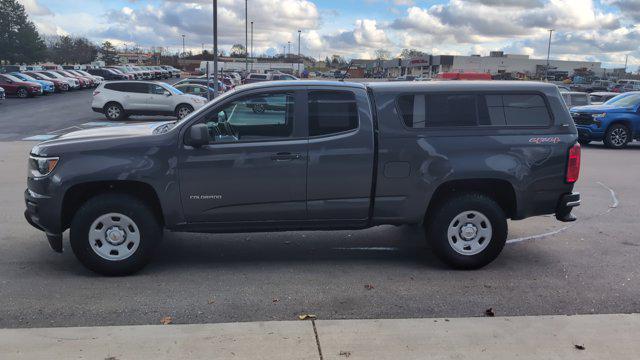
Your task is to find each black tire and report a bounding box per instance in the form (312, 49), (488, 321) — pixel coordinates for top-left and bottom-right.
(578, 139), (591, 145)
(104, 102), (125, 121)
(16, 87), (29, 98)
(426, 193), (507, 270)
(603, 124), (630, 149)
(175, 104), (194, 119)
(70, 193), (162, 276)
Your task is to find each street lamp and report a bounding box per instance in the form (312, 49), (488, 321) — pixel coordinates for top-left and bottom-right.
(181, 34), (185, 56)
(297, 30), (301, 75)
(250, 21), (254, 71)
(245, 0), (248, 73)
(545, 29), (553, 81)
(212, 0), (218, 99)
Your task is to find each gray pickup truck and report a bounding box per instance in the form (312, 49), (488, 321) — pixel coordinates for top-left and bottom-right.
(25, 80), (581, 275)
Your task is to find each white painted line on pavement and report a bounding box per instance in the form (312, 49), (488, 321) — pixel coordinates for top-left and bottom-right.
(507, 181), (619, 245)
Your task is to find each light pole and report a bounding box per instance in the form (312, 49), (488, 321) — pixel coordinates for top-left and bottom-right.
(245, 0), (248, 73)
(297, 30), (301, 75)
(545, 29), (553, 81)
(213, 0), (218, 99)
(250, 21), (254, 71)
(181, 34), (185, 56)
(624, 54), (629, 74)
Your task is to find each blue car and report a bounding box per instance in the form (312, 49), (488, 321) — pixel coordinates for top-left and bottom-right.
(10, 72), (55, 94)
(570, 92), (640, 149)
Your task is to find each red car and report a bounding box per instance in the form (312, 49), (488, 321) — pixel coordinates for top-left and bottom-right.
(53, 70), (91, 88)
(0, 74), (42, 98)
(24, 71), (70, 92)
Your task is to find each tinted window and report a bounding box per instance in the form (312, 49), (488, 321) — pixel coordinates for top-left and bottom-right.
(308, 91), (358, 136)
(398, 94), (478, 128)
(399, 93), (550, 127)
(251, 74), (267, 79)
(203, 92), (295, 142)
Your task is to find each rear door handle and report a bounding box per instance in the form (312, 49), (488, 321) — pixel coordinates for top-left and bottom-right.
(271, 152), (302, 161)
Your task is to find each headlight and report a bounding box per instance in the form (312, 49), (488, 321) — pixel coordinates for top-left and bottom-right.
(29, 156), (59, 177)
(592, 113), (606, 118)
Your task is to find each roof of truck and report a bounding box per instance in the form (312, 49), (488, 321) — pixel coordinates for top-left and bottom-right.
(365, 80), (560, 92)
(237, 80), (367, 91)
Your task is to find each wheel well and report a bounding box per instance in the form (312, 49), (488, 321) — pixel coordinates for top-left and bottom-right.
(426, 179), (517, 220)
(175, 103), (194, 112)
(103, 101), (122, 110)
(607, 120), (632, 133)
(61, 181), (164, 230)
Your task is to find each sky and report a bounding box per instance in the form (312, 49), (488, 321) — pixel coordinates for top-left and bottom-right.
(18, 0), (640, 70)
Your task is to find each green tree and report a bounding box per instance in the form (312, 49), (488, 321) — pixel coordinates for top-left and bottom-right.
(99, 41), (118, 65)
(229, 43), (246, 58)
(0, 0), (47, 63)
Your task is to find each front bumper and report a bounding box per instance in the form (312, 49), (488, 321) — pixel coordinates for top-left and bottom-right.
(24, 189), (63, 252)
(555, 192), (580, 222)
(576, 125), (605, 142)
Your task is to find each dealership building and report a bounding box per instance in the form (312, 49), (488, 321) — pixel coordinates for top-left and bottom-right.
(362, 51), (603, 79)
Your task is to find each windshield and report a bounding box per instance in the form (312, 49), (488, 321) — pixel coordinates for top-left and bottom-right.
(163, 83), (184, 95)
(13, 73), (37, 81)
(605, 93), (640, 107)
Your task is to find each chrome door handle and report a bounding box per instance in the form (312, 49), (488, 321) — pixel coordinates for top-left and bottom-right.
(271, 152), (301, 161)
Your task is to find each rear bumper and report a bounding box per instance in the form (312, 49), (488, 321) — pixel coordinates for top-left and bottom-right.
(555, 192), (580, 222)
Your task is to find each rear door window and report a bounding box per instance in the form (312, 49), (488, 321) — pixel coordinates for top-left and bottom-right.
(570, 94), (589, 106)
(308, 91), (358, 136)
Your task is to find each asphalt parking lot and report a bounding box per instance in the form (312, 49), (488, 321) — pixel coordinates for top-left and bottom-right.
(0, 88), (639, 329)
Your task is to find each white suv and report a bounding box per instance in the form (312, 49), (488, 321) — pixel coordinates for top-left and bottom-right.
(91, 81), (207, 121)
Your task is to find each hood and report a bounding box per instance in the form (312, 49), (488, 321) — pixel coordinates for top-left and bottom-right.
(56, 121), (174, 140)
(570, 104), (633, 113)
(31, 121), (175, 156)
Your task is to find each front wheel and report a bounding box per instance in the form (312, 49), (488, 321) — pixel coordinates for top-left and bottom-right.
(16, 87), (29, 98)
(175, 104), (194, 119)
(426, 193), (507, 269)
(604, 124), (630, 149)
(70, 193), (162, 276)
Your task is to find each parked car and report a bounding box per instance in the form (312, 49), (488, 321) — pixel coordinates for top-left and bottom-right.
(589, 92), (619, 105)
(130, 66), (152, 80)
(105, 67), (134, 81)
(570, 92), (640, 148)
(150, 66), (171, 79)
(616, 79), (640, 92)
(74, 69), (104, 84)
(10, 72), (55, 94)
(571, 80), (613, 93)
(175, 77), (227, 92)
(0, 74), (42, 97)
(392, 75), (417, 81)
(141, 66), (163, 79)
(24, 71), (70, 92)
(25, 80), (581, 275)
(243, 72), (298, 84)
(160, 65), (182, 78)
(91, 81), (207, 121)
(53, 70), (91, 88)
(561, 91), (590, 109)
(38, 71), (81, 90)
(173, 83), (215, 99)
(87, 68), (127, 81)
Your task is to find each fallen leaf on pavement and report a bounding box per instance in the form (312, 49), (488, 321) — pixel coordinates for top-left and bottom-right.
(272, 298), (279, 303)
(160, 316), (173, 325)
(574, 344), (586, 350)
(207, 299), (215, 304)
(339, 351), (351, 357)
(364, 284), (375, 290)
(484, 308), (495, 317)
(298, 314), (317, 320)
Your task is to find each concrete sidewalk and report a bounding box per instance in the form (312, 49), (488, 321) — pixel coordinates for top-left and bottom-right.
(1, 314), (639, 359)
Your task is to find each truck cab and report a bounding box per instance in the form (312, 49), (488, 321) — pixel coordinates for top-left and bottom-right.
(25, 81), (580, 275)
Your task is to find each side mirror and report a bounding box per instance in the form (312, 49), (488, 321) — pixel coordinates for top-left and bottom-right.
(164, 90), (171, 96)
(186, 123), (210, 148)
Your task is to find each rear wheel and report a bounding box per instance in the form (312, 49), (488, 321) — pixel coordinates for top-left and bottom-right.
(70, 193), (162, 276)
(175, 104), (194, 119)
(426, 193), (507, 269)
(104, 103), (125, 121)
(604, 124), (630, 149)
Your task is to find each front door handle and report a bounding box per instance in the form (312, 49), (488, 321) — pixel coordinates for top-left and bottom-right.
(271, 152), (302, 161)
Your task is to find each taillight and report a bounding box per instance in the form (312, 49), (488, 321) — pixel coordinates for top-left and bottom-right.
(566, 143), (581, 183)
